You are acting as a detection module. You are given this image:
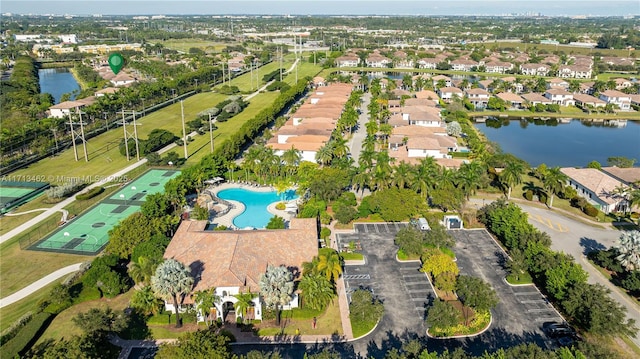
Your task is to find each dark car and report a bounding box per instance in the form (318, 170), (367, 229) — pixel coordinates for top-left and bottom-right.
(557, 333), (582, 347)
(542, 322), (576, 338)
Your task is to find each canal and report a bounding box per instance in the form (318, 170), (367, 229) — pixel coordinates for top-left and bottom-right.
(39, 68), (81, 104)
(475, 118), (640, 168)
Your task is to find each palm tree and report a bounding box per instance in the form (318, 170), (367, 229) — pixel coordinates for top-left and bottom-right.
(352, 168), (371, 199)
(233, 289), (257, 322)
(299, 274), (335, 310)
(456, 164), (482, 200)
(151, 259), (194, 328)
(616, 230), (640, 271)
(542, 167), (568, 208)
(315, 144), (333, 166)
(500, 160), (526, 199)
(128, 256), (161, 285)
(192, 288), (220, 327)
(316, 249), (343, 283)
(391, 162), (412, 189)
(130, 286), (164, 316)
(331, 136), (350, 159)
(259, 265), (294, 325)
(274, 178), (293, 201)
(282, 146), (302, 177)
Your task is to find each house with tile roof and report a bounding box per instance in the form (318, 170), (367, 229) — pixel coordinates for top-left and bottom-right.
(437, 87), (463, 102)
(465, 88), (491, 109)
(561, 167), (631, 214)
(573, 93), (606, 108)
(546, 78), (570, 90)
(417, 58), (438, 69)
(366, 52), (392, 68)
(601, 167), (640, 189)
(520, 63), (551, 76)
(599, 90), (632, 110)
(450, 58), (478, 72)
(48, 98), (96, 118)
(431, 75), (452, 88)
(162, 218), (318, 322)
(496, 92), (525, 109)
(544, 89), (575, 106)
(484, 61), (514, 74)
(521, 93), (552, 106)
(335, 54), (360, 67)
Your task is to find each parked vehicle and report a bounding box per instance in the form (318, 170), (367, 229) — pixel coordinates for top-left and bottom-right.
(542, 322), (576, 338)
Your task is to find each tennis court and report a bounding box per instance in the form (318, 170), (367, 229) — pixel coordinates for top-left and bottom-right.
(0, 181), (50, 214)
(30, 169), (180, 255)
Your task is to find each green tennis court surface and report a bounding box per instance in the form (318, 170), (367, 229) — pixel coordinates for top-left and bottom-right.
(30, 170), (180, 255)
(1, 181), (50, 214)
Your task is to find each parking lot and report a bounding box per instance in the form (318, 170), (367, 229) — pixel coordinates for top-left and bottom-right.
(450, 229), (563, 347)
(337, 222), (434, 337)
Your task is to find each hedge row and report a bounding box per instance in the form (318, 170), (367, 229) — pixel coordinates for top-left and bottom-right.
(0, 312), (52, 359)
(0, 312), (33, 346)
(76, 186), (104, 201)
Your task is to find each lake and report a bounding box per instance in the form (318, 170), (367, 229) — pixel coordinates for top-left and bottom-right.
(39, 68), (80, 104)
(475, 118), (640, 168)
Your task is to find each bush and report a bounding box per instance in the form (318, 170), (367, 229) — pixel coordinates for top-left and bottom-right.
(76, 187), (104, 200)
(584, 205), (599, 217)
(333, 203), (358, 224)
(46, 182), (84, 199)
(538, 192), (547, 204)
(275, 202), (286, 210)
(0, 312), (52, 359)
(0, 312), (33, 346)
(571, 196), (588, 210)
(524, 190), (533, 201)
(320, 227), (331, 240)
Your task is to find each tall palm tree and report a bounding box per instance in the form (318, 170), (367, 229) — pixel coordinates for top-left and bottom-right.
(259, 265), (294, 325)
(500, 160), (526, 199)
(391, 162), (412, 189)
(315, 144), (333, 166)
(192, 288), (220, 327)
(233, 289), (257, 322)
(331, 136), (350, 158)
(616, 230), (640, 271)
(542, 167), (568, 208)
(282, 146), (302, 178)
(299, 274), (335, 310)
(456, 164), (482, 201)
(130, 285), (164, 316)
(128, 256), (161, 286)
(352, 167), (371, 199)
(316, 249), (343, 283)
(151, 259), (194, 328)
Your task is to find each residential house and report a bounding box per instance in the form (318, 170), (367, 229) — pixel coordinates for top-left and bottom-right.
(465, 88), (491, 109)
(601, 167), (640, 189)
(484, 61), (514, 74)
(406, 136), (457, 159)
(614, 78), (633, 91)
(561, 167), (630, 214)
(417, 58), (438, 69)
(366, 52), (392, 68)
(520, 63), (551, 76)
(48, 97), (96, 118)
(393, 51), (414, 69)
(437, 87), (463, 102)
(496, 92), (525, 109)
(162, 218), (318, 321)
(450, 58), (478, 72)
(431, 75), (452, 88)
(599, 90), (632, 110)
(94, 87), (119, 97)
(520, 93), (552, 106)
(401, 106), (443, 127)
(547, 78), (570, 90)
(557, 65), (592, 79)
(502, 77), (524, 93)
(478, 79), (494, 92)
(573, 93), (606, 108)
(415, 90), (440, 101)
(544, 88), (575, 106)
(335, 54), (360, 67)
(111, 72), (136, 87)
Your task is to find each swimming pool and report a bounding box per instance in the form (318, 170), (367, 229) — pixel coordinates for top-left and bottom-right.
(217, 188), (297, 229)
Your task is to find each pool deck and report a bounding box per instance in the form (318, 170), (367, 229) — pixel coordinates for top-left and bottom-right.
(208, 182), (299, 229)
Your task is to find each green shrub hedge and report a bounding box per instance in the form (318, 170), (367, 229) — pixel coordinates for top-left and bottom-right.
(0, 312), (52, 358)
(524, 190), (533, 201)
(76, 187), (104, 200)
(584, 205), (599, 217)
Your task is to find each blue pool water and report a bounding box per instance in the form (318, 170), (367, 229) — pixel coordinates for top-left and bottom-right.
(217, 188), (298, 229)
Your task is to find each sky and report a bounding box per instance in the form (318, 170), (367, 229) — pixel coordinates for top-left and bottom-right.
(1, 0), (638, 16)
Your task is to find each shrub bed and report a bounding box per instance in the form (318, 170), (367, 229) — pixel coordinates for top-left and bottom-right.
(0, 312), (52, 358)
(76, 187), (104, 200)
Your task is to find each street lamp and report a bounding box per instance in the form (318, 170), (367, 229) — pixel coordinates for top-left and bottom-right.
(141, 98), (145, 116)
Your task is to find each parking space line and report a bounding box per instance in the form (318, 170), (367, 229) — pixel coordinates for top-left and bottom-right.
(535, 317), (562, 322)
(520, 299), (546, 304)
(514, 292), (540, 296)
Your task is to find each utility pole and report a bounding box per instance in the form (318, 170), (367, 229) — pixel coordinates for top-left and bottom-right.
(181, 100), (188, 159)
(120, 108), (141, 161)
(67, 107), (88, 162)
(209, 113), (215, 153)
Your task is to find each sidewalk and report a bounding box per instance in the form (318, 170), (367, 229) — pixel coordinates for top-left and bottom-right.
(0, 263), (83, 308)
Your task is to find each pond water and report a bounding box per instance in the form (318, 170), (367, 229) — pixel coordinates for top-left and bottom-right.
(475, 118), (640, 168)
(39, 68), (80, 104)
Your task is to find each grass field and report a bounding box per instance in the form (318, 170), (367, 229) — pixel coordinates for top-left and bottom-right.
(0, 281), (58, 332)
(159, 39), (227, 53)
(0, 194), (51, 237)
(257, 298), (342, 337)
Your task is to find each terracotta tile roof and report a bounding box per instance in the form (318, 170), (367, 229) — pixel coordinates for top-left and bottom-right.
(392, 125), (446, 136)
(545, 88), (571, 96)
(404, 98), (437, 107)
(439, 87), (463, 94)
(601, 167), (640, 186)
(496, 92), (524, 103)
(560, 167), (627, 205)
(573, 94), (606, 105)
(521, 93), (551, 104)
(600, 90), (631, 98)
(465, 88), (490, 96)
(415, 90), (440, 100)
(164, 218), (318, 298)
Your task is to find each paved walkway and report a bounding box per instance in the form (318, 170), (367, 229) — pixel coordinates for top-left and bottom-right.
(0, 262), (84, 308)
(348, 92), (372, 163)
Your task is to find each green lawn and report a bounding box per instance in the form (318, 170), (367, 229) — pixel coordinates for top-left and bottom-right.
(0, 282), (58, 332)
(478, 41), (634, 57)
(257, 298), (342, 337)
(159, 39), (227, 53)
(0, 194), (51, 237)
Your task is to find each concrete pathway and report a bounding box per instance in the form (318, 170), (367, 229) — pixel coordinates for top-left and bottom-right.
(0, 262), (83, 308)
(348, 92), (372, 164)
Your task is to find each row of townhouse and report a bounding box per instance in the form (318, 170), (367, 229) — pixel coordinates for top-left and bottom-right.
(266, 83), (353, 162)
(561, 167), (640, 214)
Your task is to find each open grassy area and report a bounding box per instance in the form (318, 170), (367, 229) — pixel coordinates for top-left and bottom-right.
(37, 290), (133, 343)
(0, 194), (50, 237)
(159, 39), (227, 53)
(0, 281), (58, 332)
(257, 298), (342, 337)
